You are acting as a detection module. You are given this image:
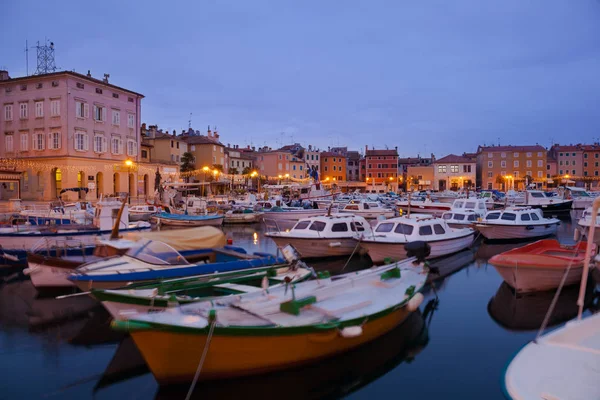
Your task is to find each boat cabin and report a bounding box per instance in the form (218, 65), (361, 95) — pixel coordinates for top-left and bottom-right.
(449, 198), (488, 217)
(370, 215), (459, 242)
(287, 214), (373, 237)
(341, 200), (386, 212)
(482, 207), (547, 225)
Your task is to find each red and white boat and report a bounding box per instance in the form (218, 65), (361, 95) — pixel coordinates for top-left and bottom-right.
(488, 239), (593, 293)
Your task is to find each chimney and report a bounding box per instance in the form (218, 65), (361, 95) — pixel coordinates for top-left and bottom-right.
(365, 145), (368, 154)
(173, 129), (176, 136)
(0, 70), (10, 81)
(87, 70), (92, 77)
(207, 125), (212, 138)
(149, 125), (157, 138)
(214, 131), (219, 140)
(252, 146), (255, 151)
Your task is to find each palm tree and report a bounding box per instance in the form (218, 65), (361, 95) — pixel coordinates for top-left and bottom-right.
(229, 167), (239, 190)
(242, 166), (252, 187)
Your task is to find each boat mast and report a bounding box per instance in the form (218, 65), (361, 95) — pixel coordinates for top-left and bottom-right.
(577, 195), (600, 319)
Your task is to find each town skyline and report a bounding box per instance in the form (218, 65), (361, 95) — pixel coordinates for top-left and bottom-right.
(3, 0), (600, 156)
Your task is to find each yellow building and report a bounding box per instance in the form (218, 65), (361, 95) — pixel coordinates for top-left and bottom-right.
(182, 129), (225, 173)
(142, 124), (188, 165)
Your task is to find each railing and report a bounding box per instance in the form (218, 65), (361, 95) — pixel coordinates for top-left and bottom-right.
(262, 218), (282, 234)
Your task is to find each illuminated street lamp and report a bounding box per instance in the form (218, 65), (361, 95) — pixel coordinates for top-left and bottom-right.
(202, 166), (210, 197)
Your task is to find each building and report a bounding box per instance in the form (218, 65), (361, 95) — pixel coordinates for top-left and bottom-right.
(476, 145), (547, 190)
(141, 124), (188, 165)
(346, 151), (361, 181)
(397, 154), (435, 191)
(407, 165), (434, 191)
(433, 154), (476, 191)
(225, 145), (254, 174)
(0, 69), (145, 201)
(364, 146), (399, 191)
(181, 127), (225, 171)
(581, 144), (600, 183)
(255, 147), (305, 181)
(548, 144), (584, 184)
(304, 145), (320, 177)
(320, 152), (347, 182)
(546, 153), (557, 186)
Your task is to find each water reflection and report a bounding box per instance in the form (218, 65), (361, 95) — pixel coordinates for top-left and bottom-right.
(154, 308), (432, 400)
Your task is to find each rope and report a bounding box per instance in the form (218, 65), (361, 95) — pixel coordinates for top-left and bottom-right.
(185, 319), (217, 400)
(341, 235), (362, 273)
(535, 239), (584, 342)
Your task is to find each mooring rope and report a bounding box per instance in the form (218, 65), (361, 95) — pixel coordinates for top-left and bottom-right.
(185, 318), (217, 400)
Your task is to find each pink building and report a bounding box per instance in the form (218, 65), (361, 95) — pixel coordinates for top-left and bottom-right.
(0, 70), (146, 201)
(255, 148), (305, 181)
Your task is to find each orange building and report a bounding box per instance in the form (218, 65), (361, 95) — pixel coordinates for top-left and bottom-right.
(364, 146), (398, 190)
(476, 145), (547, 190)
(582, 144), (600, 180)
(320, 152), (347, 182)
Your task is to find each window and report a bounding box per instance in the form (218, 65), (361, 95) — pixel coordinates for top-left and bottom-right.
(419, 225), (433, 236)
(141, 149), (148, 159)
(331, 223), (348, 232)
(559, 152), (564, 156)
(537, 171), (543, 178)
(501, 152), (506, 158)
(463, 165), (472, 173)
(96, 88), (103, 94)
(501, 171), (506, 176)
(20, 84), (27, 91)
(127, 114), (135, 128)
(526, 152), (532, 157)
(526, 160), (532, 167)
(584, 153), (588, 158)
(514, 160), (519, 167)
(94, 135), (107, 153)
(526, 170), (532, 177)
(443, 213), (453, 220)
(487, 172), (493, 178)
(309, 221), (326, 231)
(350, 221), (365, 232)
(394, 223), (414, 234)
(20, 133), (28, 151)
(537, 160), (543, 167)
(375, 223), (394, 233)
(521, 213), (531, 221)
(559, 170), (563, 174)
(488, 152), (493, 158)
(112, 137), (123, 154)
(572, 169), (576, 174)
(23, 171), (29, 191)
(74, 132), (88, 151)
(488, 161), (493, 168)
(176, 142), (179, 149)
(531, 213), (540, 221)
(4, 104), (12, 121)
(127, 140), (137, 156)
(50, 100), (60, 116)
(537, 152), (542, 157)
(128, 97), (134, 103)
(32, 132), (45, 151)
(530, 192), (544, 198)
(438, 165), (447, 173)
(293, 221), (310, 230)
(19, 103), (28, 119)
(501, 161), (506, 168)
(5, 135), (13, 152)
(76, 101), (89, 118)
(566, 161), (570, 166)
(76, 82), (84, 89)
(48, 132), (60, 150)
(454, 214), (466, 221)
(573, 161), (576, 166)
(35, 101), (43, 118)
(596, 154), (599, 159)
(514, 171), (519, 177)
(94, 105), (106, 121)
(513, 152), (519, 157)
(450, 165), (459, 173)
(112, 93), (119, 99)
(501, 213), (517, 221)
(112, 110), (120, 126)
(433, 224), (446, 234)
(486, 212), (501, 220)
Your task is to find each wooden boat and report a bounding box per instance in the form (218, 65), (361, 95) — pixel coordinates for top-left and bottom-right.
(151, 212), (224, 227)
(503, 196), (600, 400)
(68, 240), (284, 290)
(223, 208), (264, 224)
(92, 263), (313, 320)
(396, 197), (451, 216)
(488, 239), (590, 293)
(128, 204), (158, 221)
(474, 207), (559, 240)
(112, 254), (429, 384)
(338, 200), (396, 219)
(265, 214), (373, 259)
(359, 215), (475, 264)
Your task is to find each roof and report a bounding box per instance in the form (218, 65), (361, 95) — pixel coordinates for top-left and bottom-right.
(320, 152), (347, 158)
(398, 157), (432, 164)
(434, 154), (474, 164)
(0, 70), (144, 97)
(478, 145), (546, 153)
(182, 135), (224, 146)
(366, 149), (398, 157)
(144, 132), (185, 141)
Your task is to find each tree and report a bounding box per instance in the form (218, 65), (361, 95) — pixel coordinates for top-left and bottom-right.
(229, 168), (239, 190)
(212, 164), (224, 172)
(242, 166), (252, 187)
(180, 152), (195, 182)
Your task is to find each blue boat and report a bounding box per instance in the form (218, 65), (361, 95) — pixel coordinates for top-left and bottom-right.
(67, 240), (285, 290)
(151, 212), (224, 227)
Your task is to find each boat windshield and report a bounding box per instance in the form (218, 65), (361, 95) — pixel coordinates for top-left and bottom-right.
(125, 240), (189, 266)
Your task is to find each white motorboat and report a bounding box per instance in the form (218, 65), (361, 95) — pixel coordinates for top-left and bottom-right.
(265, 214), (373, 259)
(576, 206), (600, 245)
(338, 200), (396, 219)
(503, 197), (600, 400)
(224, 208), (264, 224)
(565, 186), (594, 210)
(524, 190), (573, 214)
(359, 215), (475, 264)
(19, 201), (94, 225)
(259, 202), (328, 231)
(129, 204), (159, 221)
(396, 197), (452, 216)
(441, 198), (488, 228)
(474, 207), (560, 240)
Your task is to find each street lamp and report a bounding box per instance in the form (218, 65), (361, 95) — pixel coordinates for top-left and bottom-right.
(202, 166), (210, 197)
(250, 170), (259, 193)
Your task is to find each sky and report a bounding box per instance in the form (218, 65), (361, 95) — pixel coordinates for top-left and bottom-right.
(2, 0), (600, 157)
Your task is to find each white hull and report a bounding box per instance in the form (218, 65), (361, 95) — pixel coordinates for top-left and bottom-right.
(338, 210), (396, 219)
(397, 204), (451, 216)
(493, 264), (583, 293)
(268, 236), (358, 259)
(26, 263), (76, 289)
(154, 216), (224, 227)
(361, 233), (474, 264)
(0, 232), (99, 252)
(476, 223), (558, 240)
(572, 198), (593, 210)
(224, 214), (263, 224)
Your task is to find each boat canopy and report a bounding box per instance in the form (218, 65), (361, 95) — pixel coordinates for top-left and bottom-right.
(124, 226), (226, 251)
(126, 240), (189, 266)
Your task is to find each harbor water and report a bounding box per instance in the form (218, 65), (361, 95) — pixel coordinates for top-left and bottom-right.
(0, 214), (597, 399)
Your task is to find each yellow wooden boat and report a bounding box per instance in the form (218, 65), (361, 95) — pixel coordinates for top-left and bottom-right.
(113, 256), (428, 384)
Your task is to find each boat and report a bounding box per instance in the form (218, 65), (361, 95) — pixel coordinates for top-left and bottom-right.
(0, 198), (150, 267)
(68, 240), (285, 290)
(474, 207), (560, 241)
(19, 200), (95, 225)
(523, 190), (573, 214)
(576, 206), (600, 245)
(488, 239), (591, 293)
(260, 205), (328, 231)
(223, 208), (264, 224)
(441, 198), (488, 228)
(151, 212), (224, 227)
(265, 214), (373, 259)
(111, 250), (429, 384)
(565, 186), (594, 210)
(128, 204), (159, 221)
(358, 215), (475, 264)
(91, 263), (313, 320)
(396, 196), (452, 216)
(503, 196), (600, 400)
(338, 200), (396, 219)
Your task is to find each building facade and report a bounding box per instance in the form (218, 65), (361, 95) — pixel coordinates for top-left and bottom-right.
(548, 144), (584, 183)
(407, 166), (434, 191)
(0, 70), (145, 201)
(433, 154), (476, 191)
(255, 148), (304, 181)
(364, 146), (399, 190)
(320, 152), (347, 182)
(476, 145), (547, 190)
(304, 145), (320, 177)
(582, 145), (600, 181)
(397, 154), (435, 191)
(142, 124), (188, 165)
(182, 128), (225, 171)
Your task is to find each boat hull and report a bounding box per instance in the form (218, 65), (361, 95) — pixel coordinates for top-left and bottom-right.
(491, 264), (583, 293)
(153, 216), (224, 227)
(396, 204), (451, 216)
(528, 200), (573, 214)
(361, 233), (475, 264)
(224, 214), (263, 224)
(338, 210), (396, 219)
(27, 263), (76, 289)
(268, 236), (358, 258)
(129, 303), (415, 384)
(475, 223), (558, 240)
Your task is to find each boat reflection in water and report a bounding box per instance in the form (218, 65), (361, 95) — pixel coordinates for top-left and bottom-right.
(487, 281), (596, 331)
(475, 241), (530, 261)
(96, 305), (433, 399)
(427, 248), (476, 283)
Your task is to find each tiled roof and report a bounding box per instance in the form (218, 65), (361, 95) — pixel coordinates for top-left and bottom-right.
(478, 145), (546, 152)
(182, 135), (224, 146)
(366, 149), (398, 157)
(321, 152), (347, 158)
(434, 154), (474, 164)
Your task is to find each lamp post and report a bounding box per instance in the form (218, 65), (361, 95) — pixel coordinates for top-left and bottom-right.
(202, 166), (209, 197)
(250, 170), (258, 193)
(124, 159), (135, 203)
(213, 169), (219, 195)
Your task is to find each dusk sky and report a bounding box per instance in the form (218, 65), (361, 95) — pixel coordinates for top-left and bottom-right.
(2, 0), (600, 157)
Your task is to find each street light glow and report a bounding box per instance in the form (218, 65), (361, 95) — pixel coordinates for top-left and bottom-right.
(202, 166), (209, 172)
(125, 160), (133, 166)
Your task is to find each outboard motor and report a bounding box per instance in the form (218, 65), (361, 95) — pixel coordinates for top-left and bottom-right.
(404, 241), (430, 263)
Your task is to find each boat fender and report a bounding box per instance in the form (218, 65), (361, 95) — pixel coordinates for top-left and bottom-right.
(407, 292), (424, 312)
(328, 242), (341, 248)
(574, 229), (581, 242)
(340, 326), (363, 338)
(525, 225), (534, 230)
(404, 241), (431, 262)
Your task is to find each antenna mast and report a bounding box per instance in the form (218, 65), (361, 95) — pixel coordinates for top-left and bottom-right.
(188, 113), (192, 130)
(25, 40), (29, 76)
(33, 39), (57, 75)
